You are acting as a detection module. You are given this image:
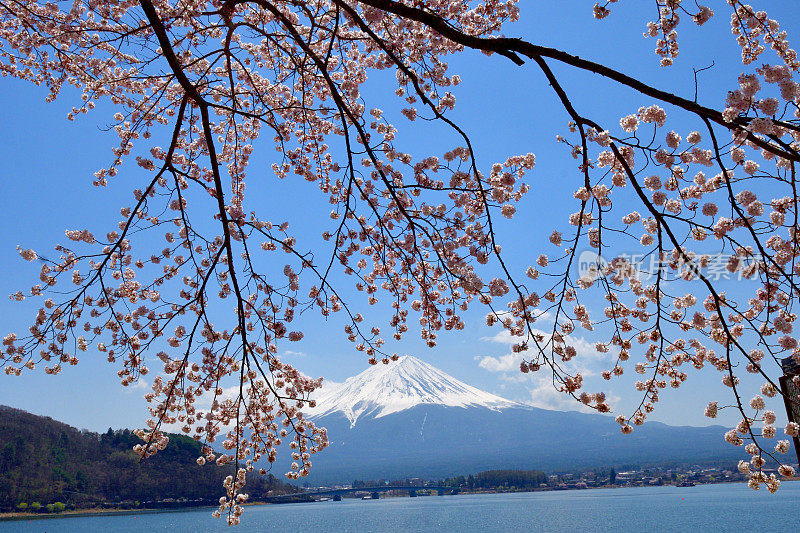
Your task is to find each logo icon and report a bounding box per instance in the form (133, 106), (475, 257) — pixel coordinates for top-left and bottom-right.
(577, 250), (607, 282)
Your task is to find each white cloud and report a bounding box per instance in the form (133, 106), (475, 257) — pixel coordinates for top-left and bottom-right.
(479, 329), (519, 346)
(126, 378), (149, 392)
(479, 327), (617, 375)
(476, 324), (623, 414)
(527, 375), (595, 412)
(283, 350), (308, 358)
(477, 352), (523, 372)
(500, 372), (621, 414)
(498, 372), (531, 384)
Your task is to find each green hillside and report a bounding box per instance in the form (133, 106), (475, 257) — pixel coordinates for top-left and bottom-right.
(0, 405), (295, 512)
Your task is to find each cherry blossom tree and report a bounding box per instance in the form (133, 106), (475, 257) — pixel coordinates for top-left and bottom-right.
(1, 0), (799, 523)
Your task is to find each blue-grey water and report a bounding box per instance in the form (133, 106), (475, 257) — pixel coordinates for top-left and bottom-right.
(2, 483), (799, 532)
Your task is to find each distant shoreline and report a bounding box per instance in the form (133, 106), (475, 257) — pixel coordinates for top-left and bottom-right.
(0, 505), (218, 522)
(8, 479), (799, 522)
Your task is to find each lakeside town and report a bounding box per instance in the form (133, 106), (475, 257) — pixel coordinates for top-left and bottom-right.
(297, 462), (800, 501)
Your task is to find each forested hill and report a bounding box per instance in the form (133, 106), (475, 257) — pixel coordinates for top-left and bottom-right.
(0, 405), (296, 512)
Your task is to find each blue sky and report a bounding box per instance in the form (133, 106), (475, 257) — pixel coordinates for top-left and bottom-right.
(0, 1), (796, 432)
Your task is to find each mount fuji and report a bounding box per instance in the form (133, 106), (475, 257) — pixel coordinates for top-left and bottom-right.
(308, 355), (522, 426)
(297, 356), (740, 483)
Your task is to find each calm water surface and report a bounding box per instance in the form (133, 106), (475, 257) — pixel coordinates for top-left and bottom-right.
(2, 482), (799, 532)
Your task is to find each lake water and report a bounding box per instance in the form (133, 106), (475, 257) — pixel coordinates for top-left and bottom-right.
(2, 483), (800, 532)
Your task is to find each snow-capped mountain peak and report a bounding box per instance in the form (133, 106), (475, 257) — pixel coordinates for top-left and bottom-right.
(308, 355), (523, 426)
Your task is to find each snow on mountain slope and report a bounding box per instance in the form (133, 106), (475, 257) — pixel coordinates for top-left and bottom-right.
(308, 356), (524, 426)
